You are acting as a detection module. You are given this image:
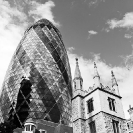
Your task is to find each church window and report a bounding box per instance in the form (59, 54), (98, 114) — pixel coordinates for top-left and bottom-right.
(89, 121), (96, 133)
(87, 98), (94, 113)
(112, 120), (119, 133)
(108, 97), (115, 111)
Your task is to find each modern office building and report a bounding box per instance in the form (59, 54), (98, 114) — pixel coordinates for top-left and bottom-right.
(0, 19), (72, 128)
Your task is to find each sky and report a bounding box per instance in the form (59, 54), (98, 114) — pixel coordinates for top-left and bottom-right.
(0, 0), (133, 119)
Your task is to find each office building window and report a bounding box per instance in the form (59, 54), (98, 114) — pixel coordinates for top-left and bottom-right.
(87, 98), (94, 113)
(112, 120), (119, 133)
(108, 97), (115, 111)
(89, 121), (96, 133)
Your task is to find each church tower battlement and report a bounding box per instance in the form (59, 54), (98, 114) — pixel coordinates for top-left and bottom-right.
(72, 60), (127, 133)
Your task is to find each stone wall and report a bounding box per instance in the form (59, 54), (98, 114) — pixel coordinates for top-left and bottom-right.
(85, 112), (106, 133)
(85, 112), (127, 133)
(99, 90), (125, 119)
(73, 119), (85, 133)
(72, 97), (81, 121)
(103, 113), (127, 133)
(72, 90), (85, 121)
(72, 91), (85, 133)
(84, 89), (101, 119)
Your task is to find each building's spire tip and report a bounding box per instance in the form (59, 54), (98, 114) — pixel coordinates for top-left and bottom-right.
(111, 70), (114, 76)
(111, 70), (119, 88)
(93, 62), (101, 88)
(76, 58), (78, 65)
(94, 62), (99, 75)
(94, 62), (97, 68)
(73, 58), (83, 90)
(111, 71), (117, 82)
(74, 58), (82, 79)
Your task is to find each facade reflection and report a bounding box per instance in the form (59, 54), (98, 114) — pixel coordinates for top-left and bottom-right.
(0, 19), (72, 127)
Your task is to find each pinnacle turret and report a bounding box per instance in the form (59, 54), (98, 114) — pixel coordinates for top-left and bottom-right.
(93, 62), (101, 88)
(111, 71), (120, 95)
(73, 58), (83, 90)
(74, 58), (82, 80)
(111, 71), (118, 87)
(93, 62), (100, 79)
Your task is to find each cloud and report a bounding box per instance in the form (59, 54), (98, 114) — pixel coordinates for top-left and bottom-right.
(67, 47), (75, 52)
(123, 46), (133, 70)
(0, 0), (28, 91)
(88, 30), (98, 35)
(89, 0), (106, 7)
(107, 12), (133, 29)
(89, 0), (98, 7)
(125, 34), (132, 39)
(28, 0), (60, 27)
(88, 30), (98, 39)
(68, 47), (133, 119)
(106, 12), (133, 38)
(101, 27), (110, 33)
(0, 0), (59, 90)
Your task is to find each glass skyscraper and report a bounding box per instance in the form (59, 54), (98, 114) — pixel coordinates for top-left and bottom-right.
(0, 19), (72, 127)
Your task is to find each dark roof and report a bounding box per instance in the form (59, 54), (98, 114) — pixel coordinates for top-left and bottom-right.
(54, 124), (73, 133)
(25, 118), (35, 124)
(13, 128), (23, 133)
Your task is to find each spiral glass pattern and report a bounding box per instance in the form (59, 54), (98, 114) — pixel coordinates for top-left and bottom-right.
(0, 19), (72, 127)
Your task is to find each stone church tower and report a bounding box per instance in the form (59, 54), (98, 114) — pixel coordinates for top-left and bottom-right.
(72, 59), (127, 133)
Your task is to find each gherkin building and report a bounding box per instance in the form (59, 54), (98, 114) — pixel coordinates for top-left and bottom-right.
(0, 19), (72, 127)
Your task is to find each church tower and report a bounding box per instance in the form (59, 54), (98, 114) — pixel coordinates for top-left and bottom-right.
(72, 58), (85, 133)
(73, 58), (83, 91)
(72, 61), (127, 133)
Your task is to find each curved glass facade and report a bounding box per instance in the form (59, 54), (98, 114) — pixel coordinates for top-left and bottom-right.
(0, 19), (72, 127)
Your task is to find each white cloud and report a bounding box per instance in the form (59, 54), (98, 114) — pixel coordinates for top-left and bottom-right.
(28, 0), (60, 27)
(67, 47), (75, 52)
(0, 0), (28, 91)
(88, 30), (98, 39)
(88, 30), (98, 35)
(124, 46), (133, 70)
(89, 0), (106, 7)
(125, 34), (132, 39)
(107, 12), (133, 29)
(101, 27), (110, 33)
(68, 48), (133, 119)
(89, 0), (98, 7)
(0, 0), (59, 90)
